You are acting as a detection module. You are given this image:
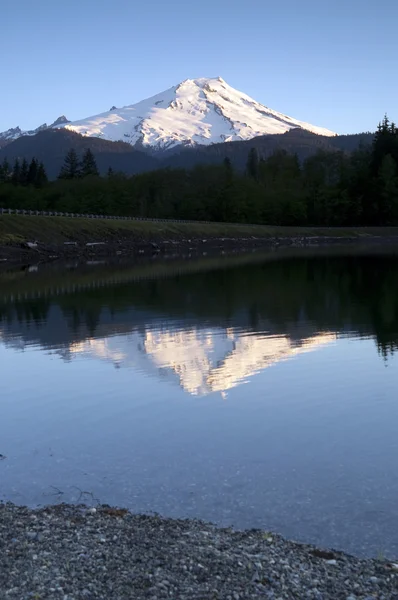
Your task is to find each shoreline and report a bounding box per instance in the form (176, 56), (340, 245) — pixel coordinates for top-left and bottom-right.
(2, 214), (398, 265)
(2, 232), (398, 267)
(1, 502), (397, 599)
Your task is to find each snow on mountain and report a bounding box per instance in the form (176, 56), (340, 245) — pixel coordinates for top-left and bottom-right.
(66, 327), (336, 397)
(0, 78), (335, 151)
(54, 77), (336, 150)
(0, 116), (69, 146)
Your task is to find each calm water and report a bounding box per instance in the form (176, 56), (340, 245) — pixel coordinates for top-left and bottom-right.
(1, 249), (398, 557)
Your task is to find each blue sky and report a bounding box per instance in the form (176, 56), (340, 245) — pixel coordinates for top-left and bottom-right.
(1, 0), (397, 135)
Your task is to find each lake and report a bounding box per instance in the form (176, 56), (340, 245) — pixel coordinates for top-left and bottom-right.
(1, 247), (398, 558)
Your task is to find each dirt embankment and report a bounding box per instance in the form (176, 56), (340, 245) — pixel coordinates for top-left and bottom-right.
(1, 215), (398, 264)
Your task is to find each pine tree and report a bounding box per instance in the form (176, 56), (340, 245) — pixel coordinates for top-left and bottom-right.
(378, 154), (398, 223)
(246, 148), (259, 180)
(0, 158), (10, 182)
(107, 166), (114, 178)
(11, 159), (21, 185)
(81, 148), (99, 177)
(58, 149), (81, 179)
(371, 114), (398, 176)
(20, 159), (29, 185)
(35, 162), (48, 187)
(27, 158), (38, 185)
(223, 157), (233, 182)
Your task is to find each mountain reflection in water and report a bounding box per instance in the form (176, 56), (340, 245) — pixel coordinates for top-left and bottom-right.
(66, 330), (336, 396)
(1, 251), (397, 374)
(1, 250), (398, 558)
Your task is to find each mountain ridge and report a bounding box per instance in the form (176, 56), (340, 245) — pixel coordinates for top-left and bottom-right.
(0, 129), (159, 178)
(0, 127), (374, 180)
(0, 77), (336, 151)
(55, 76), (337, 149)
(0, 116), (69, 149)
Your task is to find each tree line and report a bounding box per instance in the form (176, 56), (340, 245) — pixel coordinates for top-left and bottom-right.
(2, 253), (398, 357)
(0, 157), (48, 187)
(0, 116), (397, 226)
(0, 148), (99, 185)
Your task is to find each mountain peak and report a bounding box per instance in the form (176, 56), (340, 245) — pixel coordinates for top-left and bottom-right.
(0, 78), (336, 150)
(51, 115), (69, 126)
(55, 77), (336, 149)
(0, 116), (70, 147)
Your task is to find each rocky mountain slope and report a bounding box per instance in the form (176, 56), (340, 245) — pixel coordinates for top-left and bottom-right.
(0, 77), (335, 151)
(0, 116), (69, 149)
(55, 77), (336, 149)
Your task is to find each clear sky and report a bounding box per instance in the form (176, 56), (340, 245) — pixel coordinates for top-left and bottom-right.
(1, 0), (397, 135)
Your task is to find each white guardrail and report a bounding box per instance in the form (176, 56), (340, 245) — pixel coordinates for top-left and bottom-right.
(1, 208), (374, 232)
(0, 208), (217, 225)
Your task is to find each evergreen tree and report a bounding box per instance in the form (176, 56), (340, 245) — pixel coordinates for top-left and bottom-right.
(20, 159), (29, 185)
(27, 158), (38, 185)
(223, 157), (234, 184)
(371, 115), (398, 176)
(223, 157), (232, 173)
(246, 148), (259, 180)
(11, 159), (21, 185)
(378, 154), (398, 223)
(58, 149), (81, 179)
(0, 158), (10, 182)
(35, 162), (48, 187)
(81, 148), (99, 177)
(346, 144), (371, 225)
(2, 115), (398, 226)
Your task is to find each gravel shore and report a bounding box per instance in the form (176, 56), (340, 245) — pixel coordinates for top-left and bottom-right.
(1, 503), (397, 600)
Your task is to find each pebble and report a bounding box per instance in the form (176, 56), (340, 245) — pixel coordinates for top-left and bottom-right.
(0, 502), (397, 600)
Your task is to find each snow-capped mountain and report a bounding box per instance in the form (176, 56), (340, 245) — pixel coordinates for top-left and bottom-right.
(0, 77), (335, 151)
(66, 327), (336, 397)
(57, 77), (335, 150)
(0, 116), (69, 147)
(0, 299), (336, 397)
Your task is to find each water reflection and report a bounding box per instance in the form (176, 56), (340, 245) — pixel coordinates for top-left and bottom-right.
(66, 330), (336, 396)
(1, 252), (397, 364)
(1, 251), (398, 557)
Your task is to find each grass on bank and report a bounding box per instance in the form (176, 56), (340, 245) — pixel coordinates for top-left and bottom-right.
(1, 214), (398, 245)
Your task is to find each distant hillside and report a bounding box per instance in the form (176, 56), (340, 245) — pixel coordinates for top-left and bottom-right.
(0, 129), (159, 178)
(0, 127), (374, 180)
(161, 129), (375, 171)
(326, 132), (374, 151)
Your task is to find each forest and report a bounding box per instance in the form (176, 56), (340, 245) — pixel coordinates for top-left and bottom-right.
(1, 253), (398, 357)
(0, 116), (397, 227)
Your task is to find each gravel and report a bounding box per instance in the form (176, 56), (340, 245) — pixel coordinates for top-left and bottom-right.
(1, 503), (398, 599)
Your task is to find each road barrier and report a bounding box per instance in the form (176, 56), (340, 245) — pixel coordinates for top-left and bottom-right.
(0, 208), (217, 225)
